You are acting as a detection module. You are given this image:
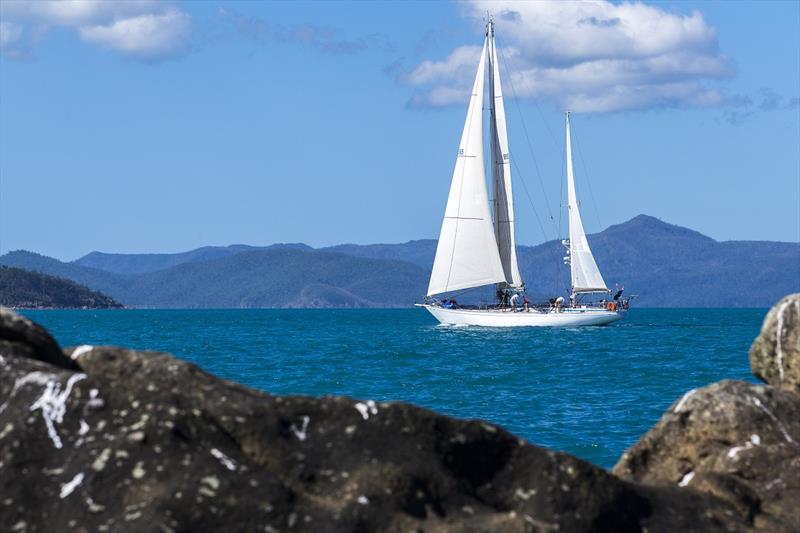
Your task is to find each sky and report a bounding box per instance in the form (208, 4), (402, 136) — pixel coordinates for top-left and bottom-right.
(0, 0), (798, 261)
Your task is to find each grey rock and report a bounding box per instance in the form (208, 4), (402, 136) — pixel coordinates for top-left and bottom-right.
(750, 293), (800, 394)
(614, 380), (800, 531)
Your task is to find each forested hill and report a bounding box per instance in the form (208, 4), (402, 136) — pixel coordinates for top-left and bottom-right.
(0, 266), (123, 309)
(1, 215), (797, 308)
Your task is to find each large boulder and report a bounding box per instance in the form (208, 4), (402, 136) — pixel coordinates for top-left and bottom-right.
(750, 293), (800, 394)
(0, 306), (78, 370)
(1, 311), (744, 532)
(614, 380), (800, 531)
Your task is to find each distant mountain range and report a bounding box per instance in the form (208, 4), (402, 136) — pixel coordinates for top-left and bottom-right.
(0, 266), (122, 309)
(1, 215), (797, 308)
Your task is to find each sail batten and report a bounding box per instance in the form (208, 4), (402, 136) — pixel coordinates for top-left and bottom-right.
(487, 28), (523, 290)
(565, 113), (609, 295)
(427, 37), (506, 297)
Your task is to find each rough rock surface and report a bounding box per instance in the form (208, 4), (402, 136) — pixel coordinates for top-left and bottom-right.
(0, 309), (746, 533)
(749, 293), (800, 393)
(615, 296), (800, 532)
(614, 381), (800, 531)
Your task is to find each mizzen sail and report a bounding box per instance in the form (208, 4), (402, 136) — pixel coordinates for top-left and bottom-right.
(488, 27), (523, 289)
(565, 112), (608, 294)
(427, 38), (506, 297)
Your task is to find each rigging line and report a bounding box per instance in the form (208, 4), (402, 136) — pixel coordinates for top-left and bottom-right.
(509, 153), (548, 244)
(571, 122), (603, 231)
(496, 41), (557, 232)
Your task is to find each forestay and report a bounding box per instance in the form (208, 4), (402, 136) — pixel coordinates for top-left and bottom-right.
(488, 29), (523, 290)
(565, 113), (608, 294)
(427, 38), (506, 297)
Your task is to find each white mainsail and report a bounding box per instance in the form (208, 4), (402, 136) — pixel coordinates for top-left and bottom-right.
(488, 27), (523, 289)
(565, 112), (608, 294)
(427, 38), (506, 297)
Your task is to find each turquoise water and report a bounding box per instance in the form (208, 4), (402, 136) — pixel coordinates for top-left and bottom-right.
(22, 308), (764, 469)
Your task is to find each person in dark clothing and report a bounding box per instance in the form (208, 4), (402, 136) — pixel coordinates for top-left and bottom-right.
(613, 286), (624, 301)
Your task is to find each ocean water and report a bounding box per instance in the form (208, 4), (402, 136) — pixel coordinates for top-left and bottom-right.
(22, 308), (764, 469)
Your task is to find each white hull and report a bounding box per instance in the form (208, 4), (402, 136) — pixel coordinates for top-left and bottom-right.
(420, 305), (623, 327)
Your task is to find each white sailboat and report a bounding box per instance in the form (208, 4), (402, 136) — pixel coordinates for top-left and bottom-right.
(419, 19), (627, 327)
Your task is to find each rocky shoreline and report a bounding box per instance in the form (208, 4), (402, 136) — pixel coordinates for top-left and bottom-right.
(0, 295), (798, 532)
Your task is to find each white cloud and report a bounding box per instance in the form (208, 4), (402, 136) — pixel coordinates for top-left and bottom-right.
(405, 0), (733, 112)
(79, 8), (190, 60)
(0, 0), (190, 61)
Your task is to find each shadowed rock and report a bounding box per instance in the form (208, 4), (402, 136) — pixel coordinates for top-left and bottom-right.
(0, 310), (745, 532)
(750, 293), (800, 394)
(0, 307), (78, 370)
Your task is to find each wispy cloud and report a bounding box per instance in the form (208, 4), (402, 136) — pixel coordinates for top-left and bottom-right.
(402, 0), (735, 112)
(0, 0), (191, 61)
(723, 88), (800, 125)
(215, 7), (394, 56)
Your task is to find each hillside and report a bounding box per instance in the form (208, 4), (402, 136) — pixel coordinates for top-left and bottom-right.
(1, 215), (797, 308)
(0, 266), (122, 309)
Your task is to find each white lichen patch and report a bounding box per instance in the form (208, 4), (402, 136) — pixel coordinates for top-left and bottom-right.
(70, 345), (94, 360)
(290, 416), (310, 441)
(0, 423), (13, 440)
(357, 495), (369, 505)
(515, 488), (537, 500)
(29, 373), (87, 449)
(0, 371), (53, 415)
(86, 495), (105, 513)
(92, 448), (112, 471)
(678, 471), (695, 487)
(673, 388), (697, 413)
(131, 461), (146, 479)
(354, 400), (378, 420)
(727, 434), (763, 459)
(202, 476), (220, 490)
(59, 472), (84, 498)
(210, 448), (237, 471)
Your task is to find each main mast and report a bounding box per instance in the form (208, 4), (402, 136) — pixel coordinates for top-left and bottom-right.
(487, 17), (524, 302)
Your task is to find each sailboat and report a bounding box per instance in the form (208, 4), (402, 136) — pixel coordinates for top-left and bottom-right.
(419, 19), (627, 327)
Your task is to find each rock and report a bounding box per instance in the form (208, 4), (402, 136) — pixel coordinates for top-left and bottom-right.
(0, 306), (78, 370)
(614, 380), (800, 531)
(750, 294), (800, 394)
(0, 310), (746, 532)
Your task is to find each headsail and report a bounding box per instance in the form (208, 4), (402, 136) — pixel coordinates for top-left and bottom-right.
(565, 112), (608, 294)
(488, 24), (523, 290)
(427, 37), (506, 297)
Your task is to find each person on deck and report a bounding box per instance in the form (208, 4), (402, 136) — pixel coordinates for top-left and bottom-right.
(613, 286), (625, 302)
(509, 293), (519, 309)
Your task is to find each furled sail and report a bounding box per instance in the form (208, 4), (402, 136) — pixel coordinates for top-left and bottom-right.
(565, 112), (608, 294)
(427, 38), (506, 297)
(488, 27), (523, 289)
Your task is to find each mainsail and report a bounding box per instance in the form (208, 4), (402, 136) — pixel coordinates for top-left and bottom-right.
(565, 112), (608, 294)
(488, 26), (523, 290)
(427, 37), (506, 296)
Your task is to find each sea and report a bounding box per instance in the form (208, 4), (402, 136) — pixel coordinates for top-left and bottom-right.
(22, 308), (765, 470)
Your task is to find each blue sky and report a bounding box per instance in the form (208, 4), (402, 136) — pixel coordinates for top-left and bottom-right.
(1, 0), (798, 260)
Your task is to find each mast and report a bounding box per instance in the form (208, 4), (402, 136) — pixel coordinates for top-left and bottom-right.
(426, 34), (506, 297)
(564, 112), (609, 302)
(487, 18), (524, 295)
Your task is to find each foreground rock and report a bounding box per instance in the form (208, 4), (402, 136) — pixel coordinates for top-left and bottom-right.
(614, 381), (799, 531)
(615, 296), (800, 532)
(0, 309), (746, 532)
(749, 293), (800, 394)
